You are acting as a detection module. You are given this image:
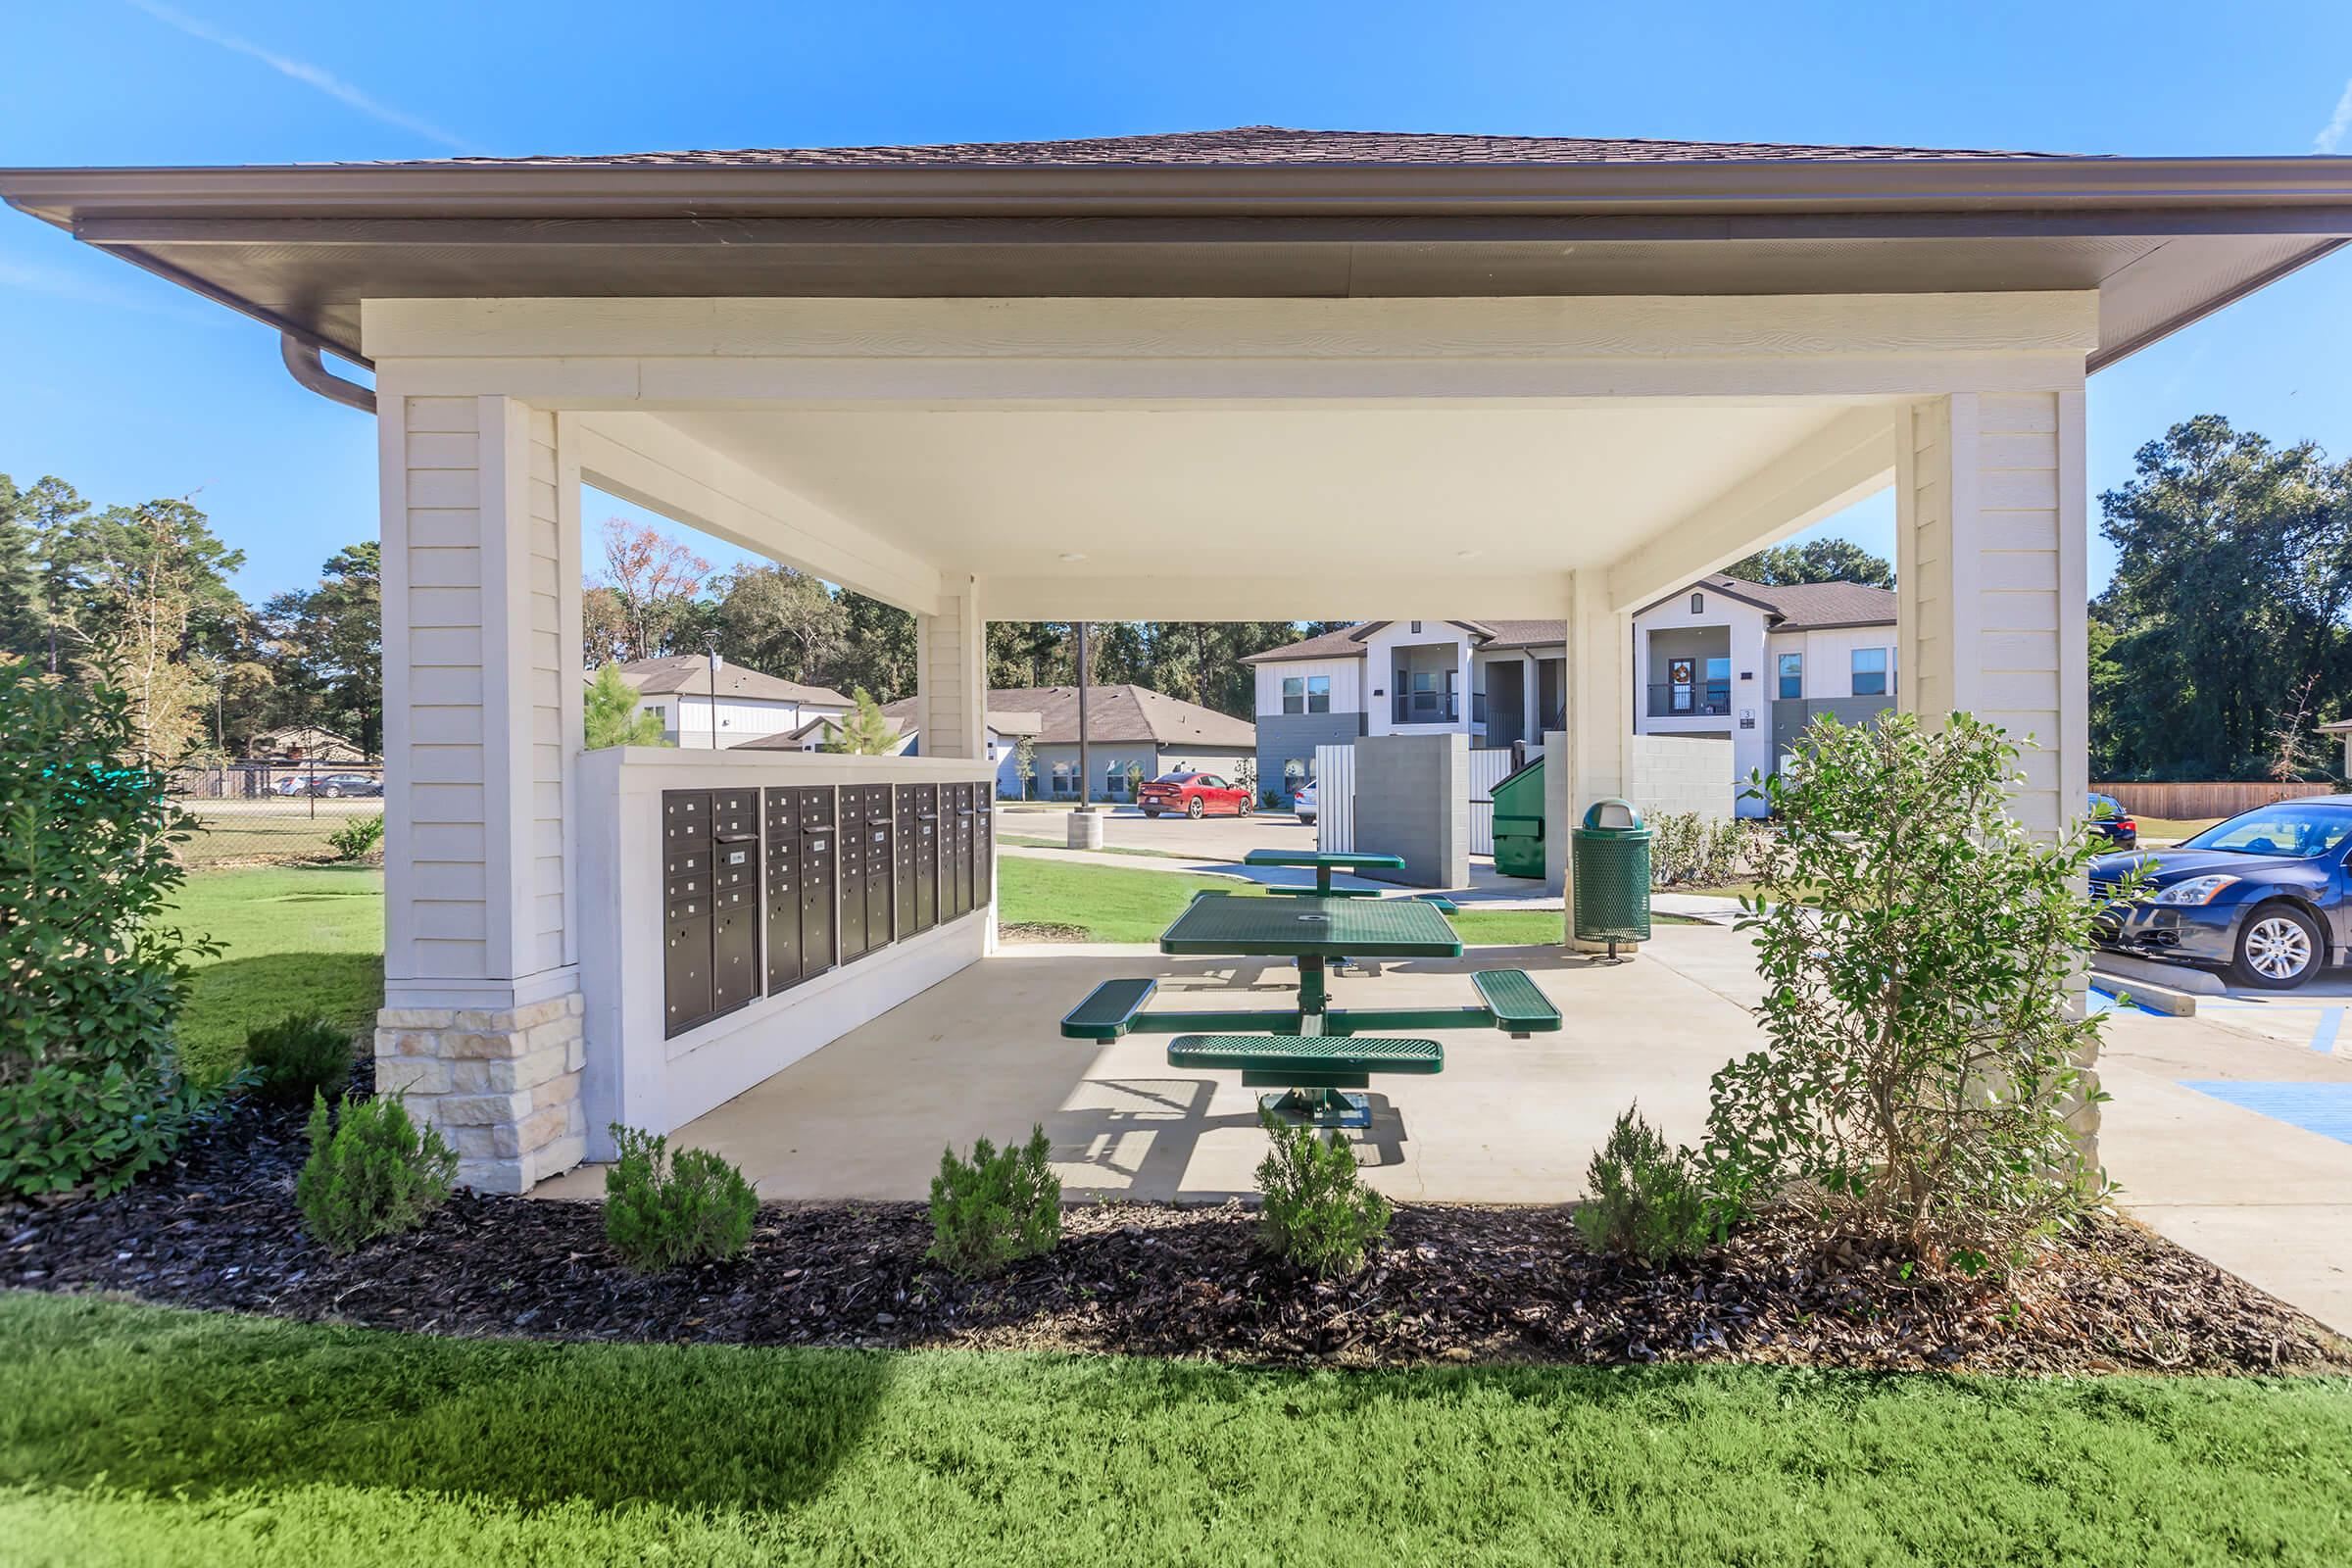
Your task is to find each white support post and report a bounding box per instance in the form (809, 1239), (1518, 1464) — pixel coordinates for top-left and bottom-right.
(915, 574), (995, 952)
(374, 390), (586, 1194)
(1545, 569), (1633, 946)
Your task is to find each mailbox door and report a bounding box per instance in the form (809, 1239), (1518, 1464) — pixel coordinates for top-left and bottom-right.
(798, 786), (837, 973)
(662, 791), (714, 1035)
(711, 902), (759, 1014)
(861, 785), (894, 947)
(836, 781), (868, 962)
(914, 782), (939, 931)
(763, 787), (801, 994)
(664, 912), (712, 1037)
(974, 791), (995, 906)
(954, 783), (977, 917)
(894, 785), (921, 940)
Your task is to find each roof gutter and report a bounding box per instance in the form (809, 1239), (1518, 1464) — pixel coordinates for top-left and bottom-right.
(5, 154), (2352, 224)
(279, 335), (375, 414)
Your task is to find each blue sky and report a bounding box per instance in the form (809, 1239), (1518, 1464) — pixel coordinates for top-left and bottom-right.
(5, 0), (2350, 603)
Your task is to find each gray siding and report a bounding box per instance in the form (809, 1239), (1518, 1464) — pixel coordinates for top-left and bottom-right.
(1257, 710), (1367, 800)
(1027, 741), (1255, 802)
(1350, 733), (1469, 888)
(1771, 697), (1896, 764)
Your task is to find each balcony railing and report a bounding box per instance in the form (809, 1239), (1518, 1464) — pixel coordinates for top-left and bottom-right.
(1392, 693), (1460, 724)
(1646, 683), (1732, 718)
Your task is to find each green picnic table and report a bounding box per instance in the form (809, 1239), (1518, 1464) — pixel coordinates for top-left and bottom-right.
(1242, 847), (1402, 897)
(1061, 889), (1561, 1128)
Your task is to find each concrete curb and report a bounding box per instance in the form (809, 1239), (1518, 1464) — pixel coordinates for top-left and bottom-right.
(2092, 950), (2227, 996)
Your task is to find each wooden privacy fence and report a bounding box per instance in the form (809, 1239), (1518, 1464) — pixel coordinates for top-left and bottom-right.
(2093, 780), (2336, 821)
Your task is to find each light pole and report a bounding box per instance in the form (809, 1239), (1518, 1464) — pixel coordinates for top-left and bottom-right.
(1074, 620), (1092, 808)
(704, 634), (722, 750)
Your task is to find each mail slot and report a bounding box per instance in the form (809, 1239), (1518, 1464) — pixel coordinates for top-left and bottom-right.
(763, 784), (835, 995)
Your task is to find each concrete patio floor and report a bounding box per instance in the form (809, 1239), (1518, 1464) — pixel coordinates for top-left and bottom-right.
(537, 920), (2352, 1335)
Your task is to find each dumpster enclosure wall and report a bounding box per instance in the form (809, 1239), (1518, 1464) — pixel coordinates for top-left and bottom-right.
(1348, 732), (1470, 888)
(1626, 735), (1736, 821)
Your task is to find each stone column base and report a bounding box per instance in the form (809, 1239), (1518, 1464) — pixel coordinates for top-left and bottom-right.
(374, 993), (587, 1195)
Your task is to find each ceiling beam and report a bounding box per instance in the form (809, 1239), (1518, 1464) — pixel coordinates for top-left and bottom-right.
(1605, 405), (1901, 612)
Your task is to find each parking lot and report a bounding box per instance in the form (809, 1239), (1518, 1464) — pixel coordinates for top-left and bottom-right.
(994, 802), (1318, 863)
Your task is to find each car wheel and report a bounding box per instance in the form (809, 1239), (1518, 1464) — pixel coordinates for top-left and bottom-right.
(1239, 798), (1252, 816)
(1186, 797), (1204, 819)
(2234, 904), (2322, 990)
(323, 785), (342, 798)
(1142, 809), (1159, 819)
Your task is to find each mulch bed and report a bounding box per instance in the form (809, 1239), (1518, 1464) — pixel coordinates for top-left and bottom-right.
(5, 1089), (2345, 1375)
(998, 921), (1095, 943)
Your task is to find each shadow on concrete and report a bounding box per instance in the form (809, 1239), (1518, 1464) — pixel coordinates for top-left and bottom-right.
(1054, 1079), (1410, 1201)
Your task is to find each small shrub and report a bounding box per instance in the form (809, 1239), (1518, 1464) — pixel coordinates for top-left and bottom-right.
(1574, 1105), (1713, 1263)
(0, 661), (220, 1197)
(1708, 711), (2122, 1261)
(1254, 1109), (1392, 1277)
(928, 1125), (1060, 1278)
(296, 1093), (457, 1255)
(327, 811), (385, 861)
(245, 1013), (352, 1106)
(604, 1124), (758, 1271)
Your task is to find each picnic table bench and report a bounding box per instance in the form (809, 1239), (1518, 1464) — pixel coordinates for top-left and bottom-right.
(1059, 888), (1560, 1128)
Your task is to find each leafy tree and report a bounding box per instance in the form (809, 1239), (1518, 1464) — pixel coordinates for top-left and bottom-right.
(2092, 416), (2352, 779)
(254, 543), (381, 756)
(834, 593), (917, 702)
(715, 564), (844, 687)
(1012, 735), (1037, 800)
(0, 472), (74, 662)
(824, 687), (899, 755)
(1722, 538), (1894, 589)
(583, 662), (667, 749)
(593, 517), (710, 661)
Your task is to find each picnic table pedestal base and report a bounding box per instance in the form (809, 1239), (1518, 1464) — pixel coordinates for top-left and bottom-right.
(1256, 1086), (1372, 1130)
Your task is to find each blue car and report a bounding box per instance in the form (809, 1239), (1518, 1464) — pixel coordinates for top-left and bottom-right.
(2091, 796), (2352, 990)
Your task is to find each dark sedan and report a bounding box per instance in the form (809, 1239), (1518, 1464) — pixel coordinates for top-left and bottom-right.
(2092, 797), (2352, 989)
(2087, 793), (2137, 850)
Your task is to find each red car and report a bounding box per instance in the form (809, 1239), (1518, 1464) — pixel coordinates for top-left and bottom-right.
(1138, 772), (1253, 819)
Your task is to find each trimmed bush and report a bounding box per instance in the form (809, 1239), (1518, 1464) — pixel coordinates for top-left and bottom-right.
(604, 1124), (758, 1271)
(296, 1093), (457, 1255)
(1574, 1105), (1713, 1263)
(1254, 1110), (1392, 1278)
(326, 811), (385, 861)
(0, 661), (220, 1198)
(928, 1126), (1059, 1278)
(1709, 711), (2120, 1263)
(244, 1013), (352, 1107)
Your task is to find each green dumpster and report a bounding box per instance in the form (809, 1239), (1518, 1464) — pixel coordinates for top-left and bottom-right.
(1488, 756), (1547, 881)
(1571, 798), (1651, 956)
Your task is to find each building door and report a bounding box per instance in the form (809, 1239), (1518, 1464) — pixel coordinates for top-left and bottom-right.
(1484, 661), (1524, 750)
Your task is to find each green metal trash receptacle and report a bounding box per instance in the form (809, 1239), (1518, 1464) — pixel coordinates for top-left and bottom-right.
(1572, 798), (1651, 956)
(1489, 756), (1547, 880)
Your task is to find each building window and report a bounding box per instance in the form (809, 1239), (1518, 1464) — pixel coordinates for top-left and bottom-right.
(1051, 761), (1075, 797)
(1410, 620), (1422, 633)
(1777, 653), (1802, 700)
(1283, 758), (1312, 793)
(1690, 592), (1704, 614)
(1852, 647), (1888, 697)
(1305, 674), (1329, 713)
(1282, 675), (1304, 715)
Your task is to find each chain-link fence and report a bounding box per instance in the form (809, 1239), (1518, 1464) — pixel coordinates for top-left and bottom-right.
(171, 761), (387, 868)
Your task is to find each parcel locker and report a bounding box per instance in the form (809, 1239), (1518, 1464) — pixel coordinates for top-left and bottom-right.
(709, 788), (760, 1015)
(836, 781), (871, 963)
(762, 787), (805, 993)
(854, 784), (894, 953)
(895, 783), (938, 939)
(662, 790), (714, 1038)
(974, 790), (994, 906)
(952, 782), (977, 918)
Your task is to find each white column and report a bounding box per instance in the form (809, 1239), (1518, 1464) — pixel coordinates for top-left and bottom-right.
(374, 391), (586, 1194)
(1545, 569), (1633, 942)
(913, 574), (987, 761)
(1894, 388), (2088, 838)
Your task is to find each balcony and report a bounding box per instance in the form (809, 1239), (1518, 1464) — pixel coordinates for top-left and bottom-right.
(1646, 683), (1732, 718)
(1392, 692), (1460, 725)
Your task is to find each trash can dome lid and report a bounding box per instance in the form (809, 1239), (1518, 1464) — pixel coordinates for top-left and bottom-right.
(1581, 798), (1643, 831)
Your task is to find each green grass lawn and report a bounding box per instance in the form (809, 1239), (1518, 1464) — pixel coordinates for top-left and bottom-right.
(1, 1296), (2346, 1568)
(166, 866), (385, 1084)
(998, 833), (1196, 859)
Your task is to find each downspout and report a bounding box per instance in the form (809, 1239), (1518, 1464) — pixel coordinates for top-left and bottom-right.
(279, 333), (376, 414)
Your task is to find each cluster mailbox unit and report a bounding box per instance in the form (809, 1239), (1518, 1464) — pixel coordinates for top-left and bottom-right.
(663, 777), (993, 1038)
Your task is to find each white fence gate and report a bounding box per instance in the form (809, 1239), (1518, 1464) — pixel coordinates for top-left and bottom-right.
(1313, 743), (1356, 854)
(1315, 741), (1517, 859)
(1467, 748), (1514, 858)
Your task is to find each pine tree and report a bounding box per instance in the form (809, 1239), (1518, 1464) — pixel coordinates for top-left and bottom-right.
(584, 663), (668, 749)
(825, 687), (899, 755)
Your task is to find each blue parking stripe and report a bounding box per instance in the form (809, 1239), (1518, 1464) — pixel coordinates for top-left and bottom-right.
(2312, 1008), (2343, 1055)
(2180, 1081), (2352, 1146)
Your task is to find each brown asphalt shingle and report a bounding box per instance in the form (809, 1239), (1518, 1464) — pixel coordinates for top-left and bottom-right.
(441, 125), (2061, 170)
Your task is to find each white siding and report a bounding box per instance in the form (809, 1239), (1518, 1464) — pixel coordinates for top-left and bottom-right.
(1361, 621), (1475, 736)
(1253, 657), (1364, 720)
(1631, 591), (1774, 798)
(1767, 625), (1898, 700)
